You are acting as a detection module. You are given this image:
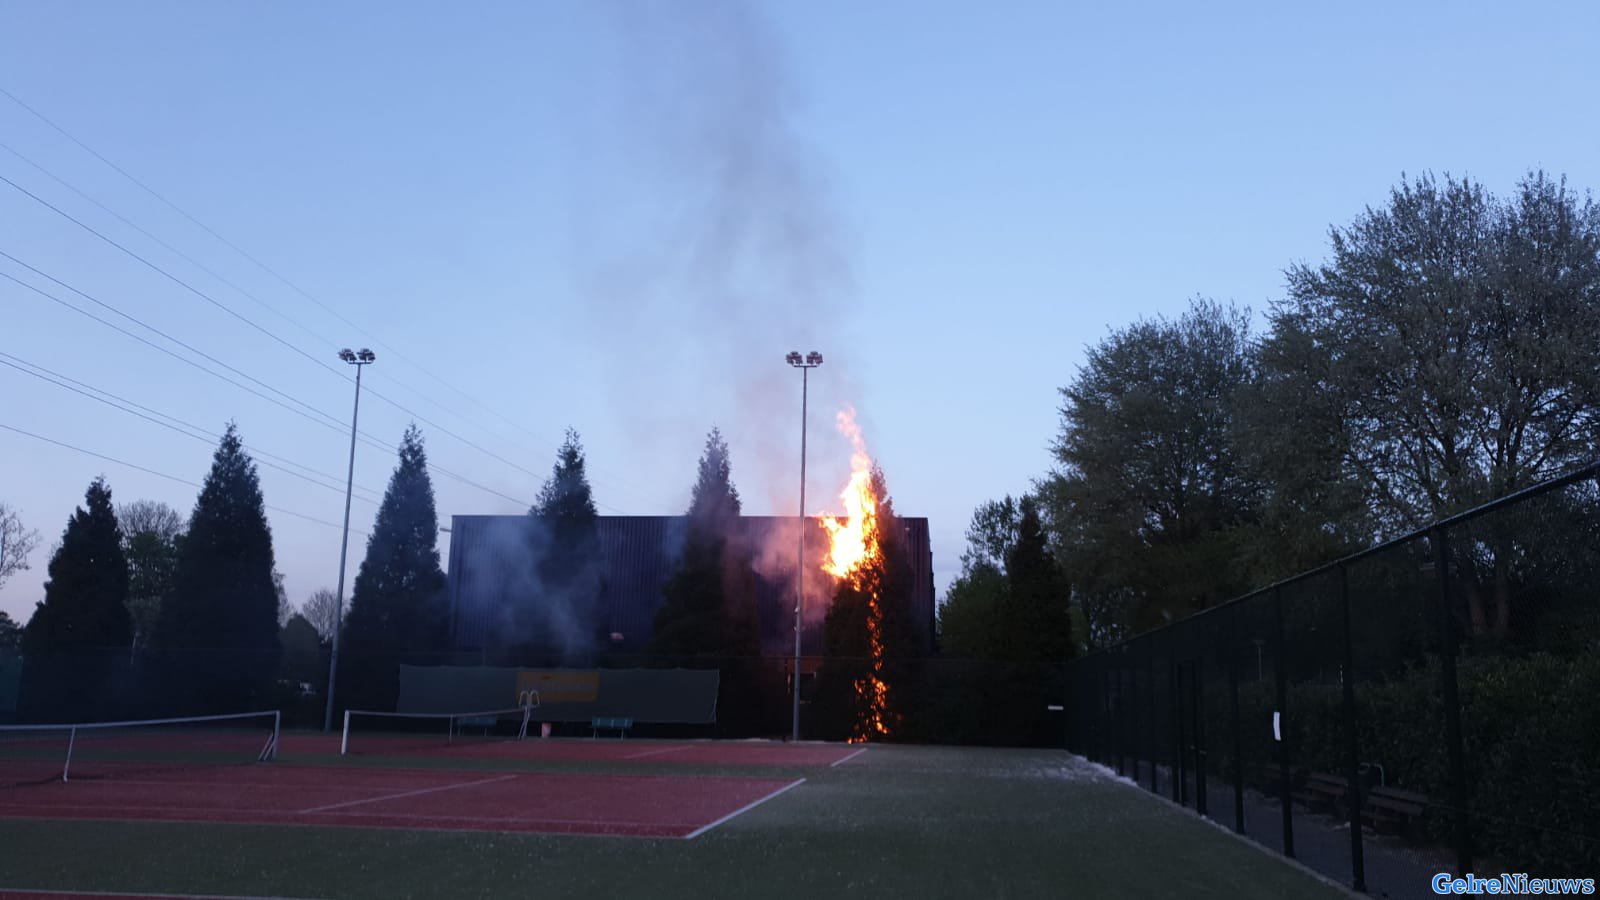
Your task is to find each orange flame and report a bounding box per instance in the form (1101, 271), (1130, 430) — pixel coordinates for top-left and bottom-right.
(818, 408), (893, 742)
(820, 409), (876, 577)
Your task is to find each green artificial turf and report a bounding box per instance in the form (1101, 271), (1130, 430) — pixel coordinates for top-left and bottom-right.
(0, 745), (1350, 899)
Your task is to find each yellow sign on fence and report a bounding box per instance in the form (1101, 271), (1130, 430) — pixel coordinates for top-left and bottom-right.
(515, 670), (600, 706)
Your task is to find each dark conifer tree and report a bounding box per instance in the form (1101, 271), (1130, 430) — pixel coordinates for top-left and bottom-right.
(20, 478), (131, 720)
(992, 496), (1072, 743)
(339, 425), (447, 708)
(152, 425), (280, 712)
(1000, 498), (1072, 663)
(524, 428), (600, 661)
(653, 428), (744, 659)
(650, 429), (765, 731)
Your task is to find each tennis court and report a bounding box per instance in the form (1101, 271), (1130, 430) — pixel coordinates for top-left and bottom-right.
(0, 764), (801, 838)
(0, 717), (1354, 899)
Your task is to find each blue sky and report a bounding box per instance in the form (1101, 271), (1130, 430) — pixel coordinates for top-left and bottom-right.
(3, 0), (1598, 625)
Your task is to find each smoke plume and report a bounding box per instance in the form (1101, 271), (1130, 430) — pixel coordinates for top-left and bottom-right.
(573, 0), (866, 514)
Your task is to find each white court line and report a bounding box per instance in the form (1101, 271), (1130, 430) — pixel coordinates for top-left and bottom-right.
(830, 747), (868, 767)
(299, 774), (516, 814)
(684, 778), (805, 840)
(622, 745), (691, 760)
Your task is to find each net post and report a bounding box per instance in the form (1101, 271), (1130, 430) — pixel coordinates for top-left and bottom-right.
(264, 710), (281, 762)
(340, 709), (352, 756)
(62, 726), (77, 783)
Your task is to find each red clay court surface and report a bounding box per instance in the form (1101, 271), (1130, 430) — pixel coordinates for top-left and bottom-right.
(0, 764), (805, 839)
(280, 734), (867, 768)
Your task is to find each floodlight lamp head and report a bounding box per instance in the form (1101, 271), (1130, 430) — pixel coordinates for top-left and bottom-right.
(785, 351), (803, 366)
(357, 349), (376, 363)
(806, 351), (823, 366)
(338, 348), (356, 362)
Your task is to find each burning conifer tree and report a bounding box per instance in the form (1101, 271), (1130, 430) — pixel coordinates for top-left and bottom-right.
(811, 411), (918, 742)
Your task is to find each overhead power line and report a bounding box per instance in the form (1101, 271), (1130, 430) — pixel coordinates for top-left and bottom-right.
(0, 251), (348, 431)
(1, 139), (561, 472)
(0, 350), (384, 505)
(0, 171), (347, 379)
(0, 421), (364, 536)
(0, 262), (532, 511)
(0, 173), (627, 513)
(0, 85), (665, 508)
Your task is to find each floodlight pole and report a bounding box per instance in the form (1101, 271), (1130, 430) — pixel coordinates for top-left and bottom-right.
(324, 349), (374, 732)
(787, 350), (822, 742)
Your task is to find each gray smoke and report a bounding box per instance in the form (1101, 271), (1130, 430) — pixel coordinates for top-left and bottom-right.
(462, 516), (602, 661)
(573, 0), (865, 513)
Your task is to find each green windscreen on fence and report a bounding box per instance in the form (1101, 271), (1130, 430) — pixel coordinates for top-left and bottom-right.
(396, 665), (720, 724)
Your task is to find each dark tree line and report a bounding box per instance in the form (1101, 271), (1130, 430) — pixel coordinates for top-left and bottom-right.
(934, 495), (1073, 745)
(10, 421), (460, 722)
(11, 426), (280, 719)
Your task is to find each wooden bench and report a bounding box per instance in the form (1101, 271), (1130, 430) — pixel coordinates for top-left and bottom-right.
(591, 716), (634, 739)
(1292, 771), (1350, 811)
(1362, 785), (1427, 835)
(1245, 762), (1296, 796)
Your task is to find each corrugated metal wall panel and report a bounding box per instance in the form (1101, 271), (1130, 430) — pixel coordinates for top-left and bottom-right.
(446, 515), (934, 657)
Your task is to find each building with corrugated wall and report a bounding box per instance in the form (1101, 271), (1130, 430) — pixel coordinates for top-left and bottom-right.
(445, 515), (934, 658)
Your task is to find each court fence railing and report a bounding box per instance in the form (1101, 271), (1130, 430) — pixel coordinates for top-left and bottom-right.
(1065, 459), (1600, 891)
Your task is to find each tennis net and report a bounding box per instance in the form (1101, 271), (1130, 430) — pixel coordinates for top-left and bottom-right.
(340, 698), (539, 757)
(0, 710), (280, 787)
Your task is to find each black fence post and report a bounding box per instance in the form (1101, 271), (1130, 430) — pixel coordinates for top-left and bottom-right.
(1170, 647), (1182, 804)
(1147, 650), (1158, 795)
(1433, 527), (1473, 875)
(1275, 586), (1294, 858)
(1195, 656), (1208, 817)
(1120, 662), (1132, 775)
(1229, 604), (1244, 834)
(1128, 651), (1139, 784)
(1339, 564), (1366, 892)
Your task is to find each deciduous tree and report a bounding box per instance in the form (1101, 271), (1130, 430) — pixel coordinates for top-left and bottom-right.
(1268, 171), (1600, 638)
(302, 588), (341, 642)
(0, 502), (41, 590)
(117, 500), (184, 660)
(1043, 299), (1259, 639)
(0, 611), (20, 651)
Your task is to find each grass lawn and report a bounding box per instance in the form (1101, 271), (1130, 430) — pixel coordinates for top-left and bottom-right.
(0, 743), (1351, 899)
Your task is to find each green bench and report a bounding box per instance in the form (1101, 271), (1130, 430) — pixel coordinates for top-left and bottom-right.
(591, 716), (634, 739)
(451, 715), (498, 739)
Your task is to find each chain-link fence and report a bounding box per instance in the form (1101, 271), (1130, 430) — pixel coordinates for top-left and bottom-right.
(1067, 462), (1600, 891)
